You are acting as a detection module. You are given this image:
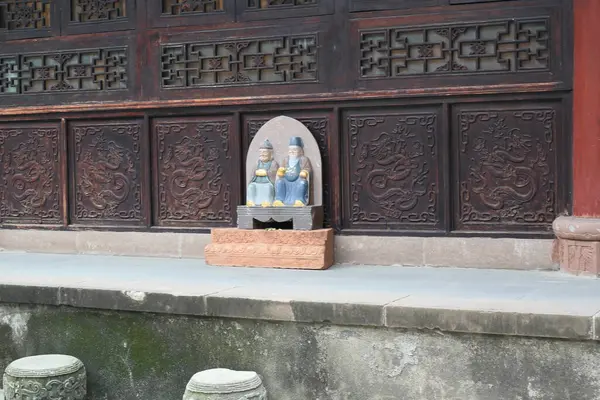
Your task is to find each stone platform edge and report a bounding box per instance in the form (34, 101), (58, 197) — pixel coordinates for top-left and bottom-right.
(1, 282), (598, 342)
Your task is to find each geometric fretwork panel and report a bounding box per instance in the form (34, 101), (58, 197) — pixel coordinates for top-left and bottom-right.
(456, 107), (558, 230)
(0, 123), (61, 224)
(360, 18), (550, 78)
(71, 0), (126, 22)
(161, 35), (318, 88)
(162, 0), (223, 14)
(345, 112), (440, 230)
(154, 117), (236, 226)
(246, 115), (332, 227)
(247, 0), (317, 9)
(0, 47), (128, 95)
(0, 0), (51, 31)
(71, 120), (145, 225)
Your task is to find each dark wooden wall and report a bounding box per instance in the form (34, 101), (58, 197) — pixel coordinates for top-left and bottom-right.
(0, 0), (572, 237)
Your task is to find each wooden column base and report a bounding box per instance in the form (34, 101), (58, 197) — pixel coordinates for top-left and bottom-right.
(205, 228), (334, 270)
(553, 216), (600, 276)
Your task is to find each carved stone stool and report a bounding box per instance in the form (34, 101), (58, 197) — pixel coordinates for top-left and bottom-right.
(183, 368), (267, 400)
(2, 355), (86, 400)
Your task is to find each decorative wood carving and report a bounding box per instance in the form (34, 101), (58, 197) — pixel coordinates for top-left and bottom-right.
(0, 47), (128, 95)
(344, 112), (440, 230)
(246, 0), (318, 9)
(0, 123), (61, 224)
(154, 117), (235, 226)
(161, 35), (318, 88)
(70, 0), (126, 22)
(360, 18), (550, 79)
(71, 120), (145, 225)
(162, 0), (223, 15)
(456, 107), (558, 230)
(0, 0), (51, 30)
(246, 116), (332, 227)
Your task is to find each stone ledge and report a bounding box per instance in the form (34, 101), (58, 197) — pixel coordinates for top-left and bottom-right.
(1, 282), (597, 341)
(0, 229), (555, 270)
(0, 253), (597, 341)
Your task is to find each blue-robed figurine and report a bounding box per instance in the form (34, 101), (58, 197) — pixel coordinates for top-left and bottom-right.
(246, 140), (279, 207)
(273, 137), (312, 207)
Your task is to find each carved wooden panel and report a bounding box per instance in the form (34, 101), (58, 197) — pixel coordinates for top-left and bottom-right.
(63, 0), (134, 34)
(162, 0), (223, 14)
(0, 47), (128, 95)
(245, 115), (332, 227)
(148, 0), (232, 28)
(237, 0), (332, 21)
(247, 0), (317, 8)
(70, 0), (127, 22)
(455, 104), (559, 231)
(70, 120), (146, 226)
(153, 116), (237, 227)
(0, 0), (57, 40)
(161, 35), (318, 88)
(343, 111), (442, 231)
(0, 122), (62, 224)
(360, 18), (549, 79)
(350, 0), (444, 12)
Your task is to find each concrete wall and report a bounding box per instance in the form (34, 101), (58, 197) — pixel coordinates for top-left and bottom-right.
(0, 303), (598, 400)
(0, 229), (556, 270)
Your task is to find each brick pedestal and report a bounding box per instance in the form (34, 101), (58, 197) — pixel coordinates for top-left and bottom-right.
(205, 228), (334, 270)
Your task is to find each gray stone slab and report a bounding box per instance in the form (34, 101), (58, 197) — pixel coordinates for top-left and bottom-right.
(237, 205), (323, 230)
(0, 253), (598, 339)
(206, 285), (407, 327)
(385, 296), (599, 340)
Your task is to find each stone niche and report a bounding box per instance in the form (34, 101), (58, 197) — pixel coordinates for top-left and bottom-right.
(205, 115), (334, 270)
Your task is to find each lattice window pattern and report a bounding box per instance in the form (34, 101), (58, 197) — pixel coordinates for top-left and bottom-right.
(0, 47), (128, 95)
(162, 0), (223, 15)
(247, 0), (318, 9)
(0, 0), (51, 31)
(360, 18), (550, 78)
(161, 35), (318, 88)
(71, 0), (126, 22)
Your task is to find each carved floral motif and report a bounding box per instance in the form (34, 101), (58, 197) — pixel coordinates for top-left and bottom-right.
(347, 114), (438, 227)
(156, 120), (232, 224)
(3, 371), (86, 400)
(0, 126), (60, 223)
(458, 109), (556, 227)
(73, 122), (143, 223)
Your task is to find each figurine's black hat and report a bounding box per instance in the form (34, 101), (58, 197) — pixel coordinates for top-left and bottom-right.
(289, 137), (304, 148)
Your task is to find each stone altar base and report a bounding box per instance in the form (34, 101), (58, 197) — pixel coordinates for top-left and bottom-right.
(204, 228), (334, 270)
(237, 205), (323, 231)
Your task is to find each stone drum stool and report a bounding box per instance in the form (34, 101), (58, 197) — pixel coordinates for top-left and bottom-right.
(183, 368), (267, 400)
(2, 355), (86, 400)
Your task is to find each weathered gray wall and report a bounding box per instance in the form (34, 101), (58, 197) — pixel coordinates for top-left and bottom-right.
(0, 304), (598, 400)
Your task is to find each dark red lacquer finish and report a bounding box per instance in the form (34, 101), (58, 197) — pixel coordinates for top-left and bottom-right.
(0, 0), (573, 237)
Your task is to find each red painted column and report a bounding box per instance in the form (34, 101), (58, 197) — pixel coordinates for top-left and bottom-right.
(573, 0), (600, 217)
(552, 0), (600, 275)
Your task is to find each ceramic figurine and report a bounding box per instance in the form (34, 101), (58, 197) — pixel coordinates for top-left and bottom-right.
(246, 139), (279, 207)
(273, 136), (311, 207)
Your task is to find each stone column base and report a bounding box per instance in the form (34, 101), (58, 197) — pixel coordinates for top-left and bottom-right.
(553, 216), (600, 276)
